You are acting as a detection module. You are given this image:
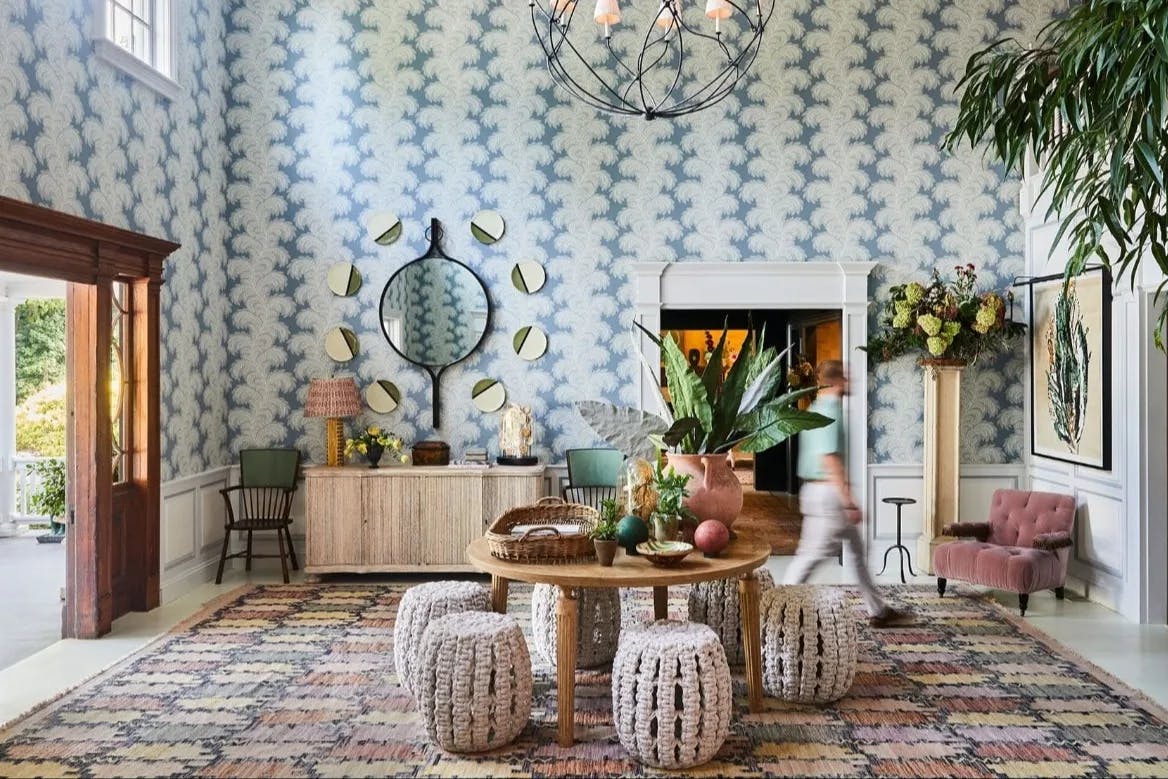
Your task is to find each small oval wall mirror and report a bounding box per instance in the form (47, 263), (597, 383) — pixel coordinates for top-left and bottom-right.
(327, 262), (362, 296)
(470, 210), (505, 244)
(325, 327), (359, 362)
(511, 261), (546, 294)
(368, 212), (402, 246)
(513, 326), (548, 361)
(380, 218), (491, 427)
(366, 379), (401, 413)
(472, 378), (506, 412)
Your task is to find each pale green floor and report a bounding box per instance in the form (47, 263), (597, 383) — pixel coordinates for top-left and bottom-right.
(2, 553), (1166, 728)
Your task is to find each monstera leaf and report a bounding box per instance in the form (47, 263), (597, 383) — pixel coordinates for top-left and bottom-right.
(575, 401), (670, 460)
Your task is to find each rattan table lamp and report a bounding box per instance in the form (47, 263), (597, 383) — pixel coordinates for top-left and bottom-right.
(305, 377), (363, 466)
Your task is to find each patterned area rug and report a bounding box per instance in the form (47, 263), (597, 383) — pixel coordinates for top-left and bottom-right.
(2, 583), (1168, 777)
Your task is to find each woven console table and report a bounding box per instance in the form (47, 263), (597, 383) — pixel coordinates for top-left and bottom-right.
(466, 535), (770, 747)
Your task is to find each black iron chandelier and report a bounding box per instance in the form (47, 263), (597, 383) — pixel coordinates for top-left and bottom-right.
(528, 0), (774, 119)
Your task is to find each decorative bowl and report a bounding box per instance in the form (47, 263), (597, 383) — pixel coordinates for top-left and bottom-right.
(635, 540), (694, 567)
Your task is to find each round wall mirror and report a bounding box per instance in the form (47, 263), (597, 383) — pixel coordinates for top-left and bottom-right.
(366, 380), (401, 413)
(380, 218), (491, 427)
(511, 261), (546, 294)
(471, 210), (506, 244)
(368, 212), (402, 246)
(513, 326), (548, 361)
(327, 262), (362, 296)
(325, 327), (358, 362)
(472, 379), (506, 412)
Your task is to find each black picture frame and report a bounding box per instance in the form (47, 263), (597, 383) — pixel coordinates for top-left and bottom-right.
(1027, 266), (1112, 470)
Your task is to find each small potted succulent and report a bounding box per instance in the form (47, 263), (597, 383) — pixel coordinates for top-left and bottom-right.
(344, 425), (408, 468)
(650, 463), (696, 542)
(591, 498), (621, 567)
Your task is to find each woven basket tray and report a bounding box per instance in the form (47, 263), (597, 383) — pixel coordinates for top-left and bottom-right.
(485, 497), (599, 563)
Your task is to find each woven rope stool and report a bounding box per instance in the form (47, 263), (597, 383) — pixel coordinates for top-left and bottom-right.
(416, 611), (532, 753)
(531, 584), (621, 668)
(688, 568), (775, 664)
(394, 581), (489, 698)
(760, 585), (857, 703)
(611, 620), (732, 769)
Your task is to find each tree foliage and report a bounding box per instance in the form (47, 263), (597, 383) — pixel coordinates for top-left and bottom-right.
(15, 298), (66, 403)
(943, 0), (1168, 347)
(16, 383), (66, 457)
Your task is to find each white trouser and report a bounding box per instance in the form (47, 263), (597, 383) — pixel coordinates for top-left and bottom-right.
(784, 481), (888, 617)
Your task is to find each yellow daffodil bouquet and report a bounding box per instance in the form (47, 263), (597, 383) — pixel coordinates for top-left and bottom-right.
(344, 425), (409, 467)
(865, 265), (1025, 364)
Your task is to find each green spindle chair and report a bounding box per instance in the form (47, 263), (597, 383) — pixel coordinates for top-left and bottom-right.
(216, 448), (301, 584)
(563, 448), (624, 509)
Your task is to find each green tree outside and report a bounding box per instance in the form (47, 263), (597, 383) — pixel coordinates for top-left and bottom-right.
(16, 298), (66, 404)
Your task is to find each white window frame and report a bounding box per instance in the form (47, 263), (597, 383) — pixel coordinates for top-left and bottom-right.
(93, 0), (180, 101)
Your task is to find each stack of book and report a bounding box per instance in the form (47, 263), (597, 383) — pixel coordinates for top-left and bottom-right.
(464, 447), (489, 466)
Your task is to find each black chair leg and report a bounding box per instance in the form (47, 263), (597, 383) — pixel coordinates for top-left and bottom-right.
(215, 527), (231, 584)
(275, 527), (290, 584)
(285, 526), (299, 570)
(245, 530), (254, 571)
(937, 577), (947, 597)
(1054, 586), (1065, 600)
(1019, 593), (1029, 616)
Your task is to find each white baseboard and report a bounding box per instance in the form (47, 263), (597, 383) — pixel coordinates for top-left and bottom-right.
(159, 465), (232, 604)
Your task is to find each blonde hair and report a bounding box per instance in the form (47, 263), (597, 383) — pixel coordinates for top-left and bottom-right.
(817, 359), (845, 384)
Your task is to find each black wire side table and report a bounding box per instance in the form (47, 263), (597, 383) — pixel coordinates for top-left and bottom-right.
(879, 497), (917, 583)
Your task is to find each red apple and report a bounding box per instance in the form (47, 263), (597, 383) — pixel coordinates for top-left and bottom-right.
(694, 519), (730, 557)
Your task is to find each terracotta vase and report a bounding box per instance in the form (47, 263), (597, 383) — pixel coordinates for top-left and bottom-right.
(665, 453), (743, 531)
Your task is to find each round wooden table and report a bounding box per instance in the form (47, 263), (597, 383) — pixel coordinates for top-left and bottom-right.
(466, 536), (772, 746)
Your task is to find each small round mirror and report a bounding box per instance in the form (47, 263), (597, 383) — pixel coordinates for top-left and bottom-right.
(366, 380), (401, 413)
(513, 326), (548, 361)
(472, 379), (506, 412)
(325, 327), (358, 362)
(380, 258), (490, 366)
(471, 210), (505, 244)
(327, 262), (361, 296)
(511, 261), (546, 294)
(368, 212), (402, 246)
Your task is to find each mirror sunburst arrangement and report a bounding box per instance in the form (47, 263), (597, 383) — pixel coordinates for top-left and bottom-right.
(529, 0), (774, 119)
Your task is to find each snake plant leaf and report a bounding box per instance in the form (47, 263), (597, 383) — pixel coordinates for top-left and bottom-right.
(575, 401), (669, 460)
(731, 404), (833, 454)
(706, 331), (754, 452)
(659, 333), (711, 450)
(662, 417), (702, 448)
(701, 326), (728, 402)
(737, 353), (784, 417)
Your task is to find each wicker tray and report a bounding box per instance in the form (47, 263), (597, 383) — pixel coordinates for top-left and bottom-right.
(485, 497), (599, 563)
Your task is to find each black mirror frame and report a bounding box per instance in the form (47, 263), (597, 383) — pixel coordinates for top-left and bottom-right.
(378, 217), (491, 429)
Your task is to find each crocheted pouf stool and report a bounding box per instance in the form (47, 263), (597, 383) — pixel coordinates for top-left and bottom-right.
(415, 611), (532, 753)
(760, 585), (857, 703)
(687, 568), (775, 664)
(531, 584), (621, 668)
(393, 581), (489, 697)
(611, 620), (732, 769)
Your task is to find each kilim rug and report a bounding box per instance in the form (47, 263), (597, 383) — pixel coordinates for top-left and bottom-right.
(2, 583), (1168, 778)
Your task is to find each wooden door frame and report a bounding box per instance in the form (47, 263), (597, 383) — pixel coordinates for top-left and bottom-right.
(0, 197), (177, 638)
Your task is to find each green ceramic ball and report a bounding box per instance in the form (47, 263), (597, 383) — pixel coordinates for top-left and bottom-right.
(616, 515), (649, 554)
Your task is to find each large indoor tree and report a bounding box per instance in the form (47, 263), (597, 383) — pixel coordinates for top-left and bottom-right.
(944, 0), (1168, 347)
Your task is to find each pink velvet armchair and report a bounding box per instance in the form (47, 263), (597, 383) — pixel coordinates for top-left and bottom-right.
(933, 489), (1076, 616)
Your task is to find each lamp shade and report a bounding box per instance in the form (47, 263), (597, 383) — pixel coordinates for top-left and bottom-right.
(305, 377), (362, 418)
(656, 0), (680, 28)
(705, 0), (732, 20)
(594, 0), (620, 26)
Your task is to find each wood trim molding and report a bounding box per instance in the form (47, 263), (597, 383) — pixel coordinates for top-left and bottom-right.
(0, 196), (177, 283)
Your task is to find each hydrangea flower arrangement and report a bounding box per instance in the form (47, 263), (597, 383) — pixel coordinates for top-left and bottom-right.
(866, 264), (1025, 364)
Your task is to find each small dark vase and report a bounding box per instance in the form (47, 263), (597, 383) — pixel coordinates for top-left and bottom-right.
(594, 538), (618, 567)
(365, 443), (384, 468)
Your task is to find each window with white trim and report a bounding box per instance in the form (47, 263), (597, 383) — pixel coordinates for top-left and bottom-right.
(94, 0), (179, 100)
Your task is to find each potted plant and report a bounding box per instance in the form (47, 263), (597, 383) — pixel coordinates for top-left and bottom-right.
(591, 498), (621, 566)
(29, 459), (66, 544)
(576, 323), (831, 531)
(650, 462), (698, 542)
(344, 425), (408, 468)
(865, 265), (1025, 365)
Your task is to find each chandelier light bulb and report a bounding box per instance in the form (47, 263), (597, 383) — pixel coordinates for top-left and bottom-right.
(704, 0), (732, 20)
(594, 0), (621, 26)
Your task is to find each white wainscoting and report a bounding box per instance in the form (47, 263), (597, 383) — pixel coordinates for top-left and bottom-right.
(159, 466), (232, 604)
(865, 463), (1025, 547)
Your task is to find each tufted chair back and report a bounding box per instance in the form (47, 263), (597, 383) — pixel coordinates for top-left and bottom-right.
(986, 489), (1076, 548)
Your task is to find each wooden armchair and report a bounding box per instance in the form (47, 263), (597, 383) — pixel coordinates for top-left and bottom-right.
(215, 448), (302, 584)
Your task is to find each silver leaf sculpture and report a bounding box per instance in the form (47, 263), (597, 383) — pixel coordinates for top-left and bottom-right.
(575, 401), (670, 460)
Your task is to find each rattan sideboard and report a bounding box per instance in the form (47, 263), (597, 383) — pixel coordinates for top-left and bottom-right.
(304, 465), (545, 574)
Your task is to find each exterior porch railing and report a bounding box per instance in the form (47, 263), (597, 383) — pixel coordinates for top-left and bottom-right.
(13, 456), (63, 522)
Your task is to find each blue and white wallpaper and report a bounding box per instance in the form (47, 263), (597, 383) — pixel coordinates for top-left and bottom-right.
(1, 0), (1063, 479)
(223, 0), (1060, 467)
(0, 0), (231, 481)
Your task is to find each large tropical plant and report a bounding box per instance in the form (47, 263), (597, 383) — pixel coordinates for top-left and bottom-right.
(943, 0), (1168, 347)
(576, 324), (830, 459)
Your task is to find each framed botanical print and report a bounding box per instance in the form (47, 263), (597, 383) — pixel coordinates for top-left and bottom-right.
(1028, 267), (1112, 469)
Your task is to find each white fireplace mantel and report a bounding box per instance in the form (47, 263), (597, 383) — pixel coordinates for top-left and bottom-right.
(633, 261), (876, 526)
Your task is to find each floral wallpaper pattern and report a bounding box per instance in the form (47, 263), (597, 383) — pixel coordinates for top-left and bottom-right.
(0, 0), (231, 481)
(1, 0), (1062, 479)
